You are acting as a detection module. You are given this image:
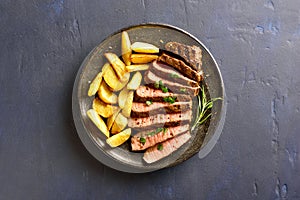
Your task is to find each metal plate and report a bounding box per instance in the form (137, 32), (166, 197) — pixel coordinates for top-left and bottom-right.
(72, 23), (226, 173)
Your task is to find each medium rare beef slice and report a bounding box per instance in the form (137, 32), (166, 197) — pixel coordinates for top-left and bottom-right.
(151, 60), (199, 88)
(133, 85), (192, 102)
(128, 110), (192, 129)
(131, 124), (190, 151)
(144, 70), (200, 96)
(143, 131), (191, 163)
(165, 42), (202, 72)
(131, 101), (192, 118)
(158, 53), (203, 83)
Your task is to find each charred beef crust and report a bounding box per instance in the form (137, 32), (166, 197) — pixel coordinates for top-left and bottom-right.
(144, 70), (200, 96)
(158, 53), (203, 83)
(151, 60), (199, 88)
(133, 85), (192, 102)
(131, 101), (192, 118)
(165, 42), (203, 72)
(128, 110), (192, 129)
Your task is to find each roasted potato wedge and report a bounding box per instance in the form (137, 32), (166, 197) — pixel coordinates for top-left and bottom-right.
(122, 91), (134, 117)
(121, 31), (132, 66)
(131, 54), (158, 64)
(88, 71), (103, 97)
(127, 71), (142, 90)
(131, 42), (159, 53)
(98, 81), (118, 104)
(103, 64), (129, 91)
(111, 113), (128, 134)
(87, 109), (109, 138)
(125, 64), (149, 72)
(105, 53), (126, 79)
(106, 128), (131, 147)
(118, 87), (129, 109)
(101, 62), (110, 75)
(92, 98), (118, 118)
(107, 108), (121, 130)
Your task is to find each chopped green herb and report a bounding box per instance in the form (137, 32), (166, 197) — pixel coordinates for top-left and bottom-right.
(154, 81), (160, 89)
(147, 127), (164, 136)
(145, 100), (153, 106)
(147, 131), (156, 136)
(163, 127), (168, 134)
(159, 80), (164, 87)
(140, 137), (146, 145)
(156, 127), (163, 133)
(180, 88), (186, 93)
(163, 96), (177, 104)
(161, 86), (168, 93)
(157, 144), (163, 151)
(170, 73), (180, 78)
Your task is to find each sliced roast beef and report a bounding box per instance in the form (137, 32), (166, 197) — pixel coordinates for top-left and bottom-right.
(151, 60), (199, 88)
(131, 101), (192, 118)
(165, 42), (203, 72)
(131, 124), (190, 151)
(134, 85), (191, 102)
(143, 131), (191, 163)
(128, 110), (192, 129)
(158, 52), (203, 83)
(144, 70), (200, 96)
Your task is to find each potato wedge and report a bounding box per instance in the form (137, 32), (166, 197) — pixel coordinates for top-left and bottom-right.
(111, 113), (128, 134)
(125, 64), (149, 72)
(103, 64), (129, 91)
(88, 72), (103, 97)
(131, 54), (158, 64)
(101, 62), (110, 75)
(122, 91), (134, 117)
(107, 108), (121, 130)
(98, 81), (118, 104)
(106, 128), (131, 147)
(127, 72), (142, 90)
(121, 31), (131, 66)
(118, 87), (129, 109)
(87, 109), (109, 138)
(131, 42), (159, 53)
(92, 98), (118, 118)
(105, 53), (126, 79)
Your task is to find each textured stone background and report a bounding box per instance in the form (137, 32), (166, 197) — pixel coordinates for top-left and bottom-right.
(1, 0), (300, 199)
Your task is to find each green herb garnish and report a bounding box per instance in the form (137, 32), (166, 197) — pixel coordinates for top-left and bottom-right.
(163, 127), (168, 134)
(145, 100), (153, 106)
(140, 137), (146, 145)
(154, 81), (160, 89)
(157, 143), (163, 151)
(159, 80), (164, 87)
(180, 88), (186, 93)
(163, 96), (177, 104)
(170, 73), (180, 78)
(147, 127), (164, 136)
(161, 86), (168, 93)
(191, 86), (222, 131)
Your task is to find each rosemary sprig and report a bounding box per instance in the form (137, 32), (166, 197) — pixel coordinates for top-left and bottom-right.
(191, 86), (222, 131)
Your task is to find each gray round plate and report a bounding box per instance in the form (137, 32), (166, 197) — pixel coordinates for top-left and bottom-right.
(72, 23), (226, 173)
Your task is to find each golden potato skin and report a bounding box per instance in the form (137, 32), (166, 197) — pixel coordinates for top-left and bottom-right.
(111, 113), (128, 134)
(86, 109), (110, 138)
(131, 54), (158, 64)
(98, 81), (118, 104)
(121, 31), (132, 66)
(103, 64), (129, 91)
(92, 98), (117, 118)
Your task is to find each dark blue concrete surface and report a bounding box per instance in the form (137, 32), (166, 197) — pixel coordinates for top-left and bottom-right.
(0, 0), (300, 199)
